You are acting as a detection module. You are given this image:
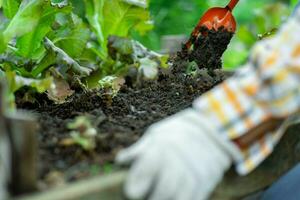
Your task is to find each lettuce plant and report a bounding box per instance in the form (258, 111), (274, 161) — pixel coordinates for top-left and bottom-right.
(0, 0), (167, 108)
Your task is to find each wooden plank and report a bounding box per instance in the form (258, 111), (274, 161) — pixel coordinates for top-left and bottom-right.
(7, 112), (38, 195)
(14, 171), (127, 200)
(0, 81), (10, 200)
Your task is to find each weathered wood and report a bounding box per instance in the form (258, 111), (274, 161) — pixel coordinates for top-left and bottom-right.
(15, 171), (127, 200)
(0, 81), (10, 200)
(7, 112), (38, 195)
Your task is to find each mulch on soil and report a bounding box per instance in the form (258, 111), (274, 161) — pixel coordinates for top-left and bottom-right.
(17, 28), (233, 186)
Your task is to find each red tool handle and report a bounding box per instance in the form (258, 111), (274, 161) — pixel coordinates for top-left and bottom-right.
(226, 0), (239, 11)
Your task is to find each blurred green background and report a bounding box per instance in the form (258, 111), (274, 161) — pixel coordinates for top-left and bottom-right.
(132, 0), (297, 69)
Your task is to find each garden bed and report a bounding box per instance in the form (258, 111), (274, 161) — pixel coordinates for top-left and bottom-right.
(17, 58), (227, 188)
(13, 118), (300, 200)
(12, 43), (300, 200)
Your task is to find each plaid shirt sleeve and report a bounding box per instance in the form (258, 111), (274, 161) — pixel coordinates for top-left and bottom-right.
(193, 7), (300, 175)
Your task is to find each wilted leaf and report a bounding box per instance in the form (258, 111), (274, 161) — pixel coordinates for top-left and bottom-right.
(138, 57), (158, 79)
(47, 68), (74, 104)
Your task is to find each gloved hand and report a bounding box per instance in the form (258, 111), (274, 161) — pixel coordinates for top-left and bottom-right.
(116, 108), (241, 200)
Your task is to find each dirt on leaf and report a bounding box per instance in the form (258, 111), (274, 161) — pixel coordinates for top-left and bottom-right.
(16, 29), (232, 186)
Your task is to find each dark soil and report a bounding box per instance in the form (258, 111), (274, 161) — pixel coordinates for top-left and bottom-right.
(181, 26), (234, 70)
(16, 57), (228, 187)
(16, 29), (233, 187)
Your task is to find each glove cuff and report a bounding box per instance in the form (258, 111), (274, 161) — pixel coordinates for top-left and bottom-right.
(186, 108), (243, 164)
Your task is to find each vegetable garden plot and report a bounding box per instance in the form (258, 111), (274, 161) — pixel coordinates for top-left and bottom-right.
(17, 60), (227, 187)
(3, 1), (299, 200)
(0, 0), (234, 188)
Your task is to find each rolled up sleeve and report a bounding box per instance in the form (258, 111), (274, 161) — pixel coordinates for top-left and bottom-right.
(193, 7), (300, 175)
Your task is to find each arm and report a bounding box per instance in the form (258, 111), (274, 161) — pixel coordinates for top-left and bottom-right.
(193, 6), (300, 174)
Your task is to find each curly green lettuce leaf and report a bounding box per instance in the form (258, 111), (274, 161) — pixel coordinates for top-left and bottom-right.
(1, 0), (21, 19)
(103, 0), (152, 37)
(84, 0), (153, 56)
(84, 0), (105, 45)
(108, 36), (168, 70)
(0, 0), (45, 53)
(31, 38), (91, 77)
(98, 75), (125, 96)
(16, 2), (72, 58)
(51, 13), (90, 58)
(0, 69), (52, 109)
(86, 36), (168, 88)
(5, 70), (53, 93)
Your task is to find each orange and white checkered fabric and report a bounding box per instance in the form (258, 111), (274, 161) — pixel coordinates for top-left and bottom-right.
(193, 8), (300, 175)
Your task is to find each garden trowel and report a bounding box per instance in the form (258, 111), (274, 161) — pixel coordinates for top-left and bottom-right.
(185, 0), (239, 49)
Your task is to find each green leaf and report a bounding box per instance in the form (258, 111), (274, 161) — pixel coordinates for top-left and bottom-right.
(2, 0), (20, 19)
(31, 50), (56, 77)
(44, 38), (92, 76)
(31, 37), (92, 78)
(84, 0), (105, 45)
(52, 13), (90, 58)
(102, 0), (152, 42)
(16, 3), (71, 58)
(84, 0), (152, 56)
(98, 75), (125, 96)
(5, 69), (53, 93)
(0, 0), (45, 53)
(3, 69), (52, 110)
(67, 116), (97, 151)
(107, 36), (168, 77)
(291, 0), (299, 8)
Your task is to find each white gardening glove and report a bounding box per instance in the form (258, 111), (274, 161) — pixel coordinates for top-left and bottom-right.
(116, 108), (241, 200)
(0, 132), (10, 200)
